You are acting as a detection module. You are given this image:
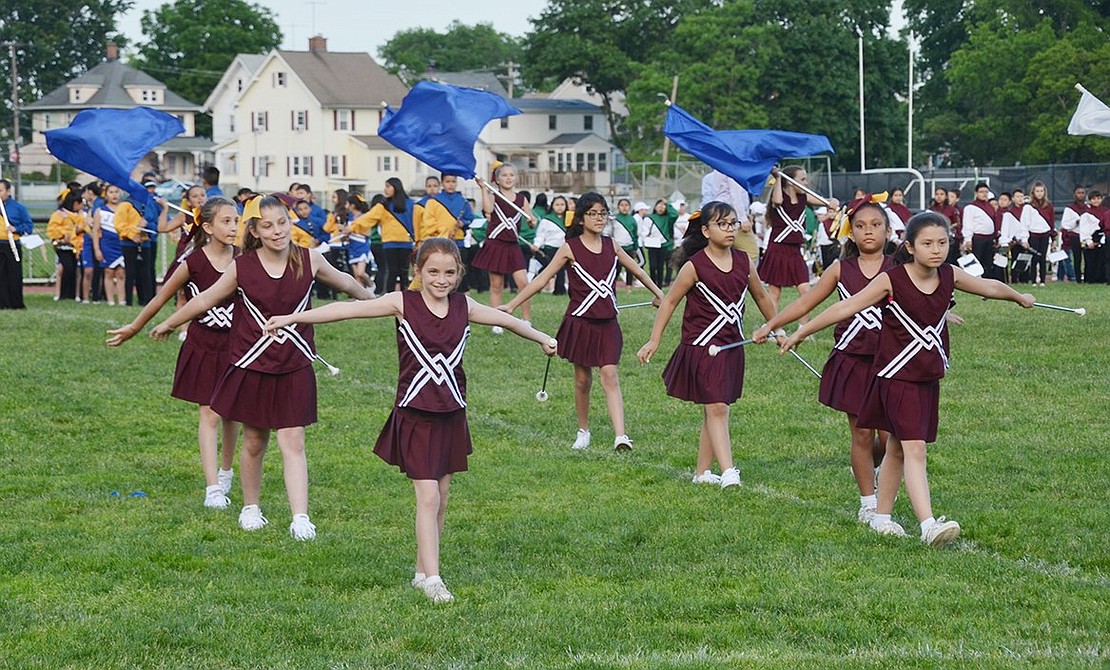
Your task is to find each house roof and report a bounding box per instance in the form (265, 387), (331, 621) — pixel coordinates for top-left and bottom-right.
(548, 133), (595, 146)
(509, 98), (602, 113)
(425, 71), (508, 98)
(276, 50), (407, 108)
(353, 135), (396, 150)
(201, 53), (267, 111)
(26, 59), (201, 111)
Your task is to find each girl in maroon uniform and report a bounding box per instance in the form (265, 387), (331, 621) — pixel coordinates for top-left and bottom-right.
(107, 196), (241, 509)
(754, 202), (893, 522)
(781, 212), (1034, 547)
(503, 192), (665, 451)
(472, 163), (537, 328)
(637, 202), (780, 488)
(151, 195), (374, 541)
(265, 238), (556, 603)
(759, 166), (825, 322)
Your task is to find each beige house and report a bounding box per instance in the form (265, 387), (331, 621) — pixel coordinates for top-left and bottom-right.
(209, 37), (425, 197)
(24, 42), (211, 183)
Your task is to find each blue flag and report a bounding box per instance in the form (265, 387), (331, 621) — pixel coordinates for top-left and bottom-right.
(663, 103), (834, 196)
(45, 107), (185, 211)
(378, 81), (521, 179)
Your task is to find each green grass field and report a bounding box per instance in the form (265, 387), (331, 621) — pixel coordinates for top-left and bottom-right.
(1, 285), (1108, 669)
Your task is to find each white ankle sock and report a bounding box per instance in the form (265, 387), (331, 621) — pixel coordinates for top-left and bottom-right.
(920, 517), (936, 534)
(414, 571), (426, 582)
(872, 513), (891, 524)
(860, 494), (877, 508)
(205, 484), (222, 494)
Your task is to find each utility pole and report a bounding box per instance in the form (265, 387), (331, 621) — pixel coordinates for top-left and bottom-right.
(2, 41), (21, 198)
(501, 61), (517, 98)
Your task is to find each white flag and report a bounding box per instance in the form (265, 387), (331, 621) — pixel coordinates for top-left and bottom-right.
(1067, 84), (1110, 138)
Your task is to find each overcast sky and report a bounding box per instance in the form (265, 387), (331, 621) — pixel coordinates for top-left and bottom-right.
(117, 0), (551, 61)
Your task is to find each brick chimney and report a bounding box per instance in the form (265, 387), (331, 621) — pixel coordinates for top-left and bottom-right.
(106, 41), (119, 61)
(308, 35), (327, 53)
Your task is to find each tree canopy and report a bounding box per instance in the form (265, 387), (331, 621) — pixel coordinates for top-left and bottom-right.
(131, 0), (281, 107)
(377, 21), (522, 82)
(0, 0), (131, 142)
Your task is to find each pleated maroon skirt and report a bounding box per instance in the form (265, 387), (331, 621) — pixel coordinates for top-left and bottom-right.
(662, 343), (744, 404)
(556, 315), (622, 367)
(472, 238), (525, 275)
(170, 325), (230, 405)
(210, 365), (317, 429)
(817, 351), (873, 416)
(374, 407), (472, 480)
(758, 242), (809, 288)
(856, 376), (940, 442)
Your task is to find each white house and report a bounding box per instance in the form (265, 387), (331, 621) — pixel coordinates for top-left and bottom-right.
(203, 53), (266, 145)
(210, 36), (425, 197)
(24, 41), (212, 183)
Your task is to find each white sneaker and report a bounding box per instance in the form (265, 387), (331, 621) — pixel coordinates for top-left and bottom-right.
(613, 434), (633, 452)
(857, 505), (877, 524)
(491, 325), (504, 335)
(289, 513), (317, 541)
(572, 429), (591, 450)
(411, 573), (427, 589)
(921, 516), (961, 548)
(217, 468), (234, 496)
(421, 576), (454, 604)
(203, 485), (229, 509)
(691, 470), (721, 485)
(238, 504), (269, 531)
(869, 517), (907, 537)
(720, 467), (741, 488)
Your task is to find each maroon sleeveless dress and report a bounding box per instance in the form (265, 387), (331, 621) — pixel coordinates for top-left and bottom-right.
(857, 263), (954, 442)
(210, 247), (318, 428)
(663, 248), (749, 404)
(758, 194), (810, 287)
(817, 255), (895, 415)
(555, 236), (622, 367)
(472, 192), (527, 275)
(374, 291), (473, 480)
(170, 249), (236, 405)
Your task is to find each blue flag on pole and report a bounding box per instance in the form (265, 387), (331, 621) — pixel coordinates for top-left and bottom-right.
(378, 81), (521, 179)
(45, 107), (185, 211)
(663, 103), (834, 196)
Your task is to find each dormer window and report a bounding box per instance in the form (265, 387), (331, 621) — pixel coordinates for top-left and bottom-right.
(273, 72), (287, 87)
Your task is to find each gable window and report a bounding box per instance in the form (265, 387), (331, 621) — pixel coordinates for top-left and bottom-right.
(273, 71), (287, 87)
(229, 113), (235, 133)
(71, 89), (82, 103)
(584, 115), (594, 131)
(237, 78), (244, 92)
(140, 89), (161, 103)
(292, 110), (308, 131)
(549, 115), (557, 131)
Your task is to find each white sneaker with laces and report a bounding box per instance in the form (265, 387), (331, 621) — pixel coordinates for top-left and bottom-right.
(411, 573), (427, 589)
(857, 505), (877, 524)
(203, 485), (229, 509)
(289, 513), (317, 541)
(217, 468), (234, 496)
(720, 467), (741, 488)
(572, 429), (591, 450)
(869, 517), (907, 537)
(691, 470), (721, 485)
(613, 434), (633, 452)
(491, 325), (504, 335)
(921, 516), (961, 548)
(238, 504), (269, 531)
(421, 576), (454, 604)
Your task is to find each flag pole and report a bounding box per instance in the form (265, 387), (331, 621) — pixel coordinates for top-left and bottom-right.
(779, 171), (834, 208)
(0, 194), (20, 262)
(478, 179), (533, 222)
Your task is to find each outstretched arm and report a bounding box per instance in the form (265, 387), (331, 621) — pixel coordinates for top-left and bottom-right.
(754, 261), (840, 341)
(467, 298), (557, 355)
(636, 261), (696, 363)
(503, 244), (573, 312)
(312, 248), (375, 300)
(952, 266), (1034, 306)
(615, 245), (664, 304)
(780, 273), (893, 352)
(106, 262), (192, 345)
(266, 292), (402, 333)
(151, 265), (239, 338)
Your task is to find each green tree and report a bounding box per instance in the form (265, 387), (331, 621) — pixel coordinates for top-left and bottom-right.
(132, 0), (281, 110)
(521, 0), (715, 151)
(378, 21), (522, 82)
(0, 0), (131, 142)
